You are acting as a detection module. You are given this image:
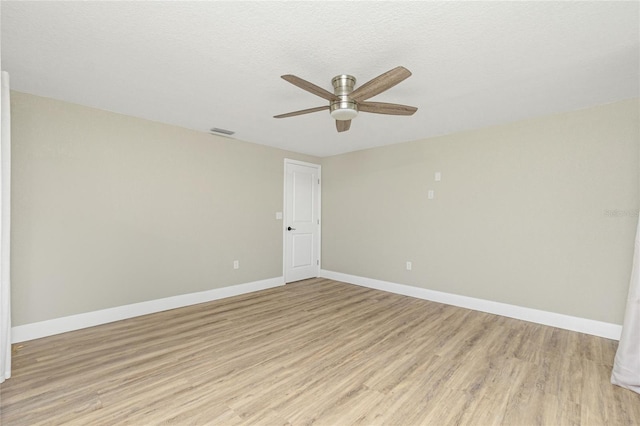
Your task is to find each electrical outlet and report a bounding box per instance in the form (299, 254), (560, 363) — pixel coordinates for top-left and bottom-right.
(406, 261), (412, 271)
(435, 172), (441, 181)
(233, 260), (239, 270)
(428, 190), (434, 199)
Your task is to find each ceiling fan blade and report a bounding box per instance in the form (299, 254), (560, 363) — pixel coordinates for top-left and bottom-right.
(350, 66), (412, 102)
(358, 101), (417, 116)
(281, 75), (339, 101)
(274, 105), (329, 119)
(336, 120), (351, 132)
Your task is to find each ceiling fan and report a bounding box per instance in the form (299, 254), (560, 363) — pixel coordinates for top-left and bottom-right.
(274, 66), (418, 133)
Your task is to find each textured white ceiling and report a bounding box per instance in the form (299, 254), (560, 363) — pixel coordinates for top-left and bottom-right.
(2, 1), (638, 157)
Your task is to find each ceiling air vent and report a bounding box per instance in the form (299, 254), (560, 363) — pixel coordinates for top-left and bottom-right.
(209, 127), (235, 136)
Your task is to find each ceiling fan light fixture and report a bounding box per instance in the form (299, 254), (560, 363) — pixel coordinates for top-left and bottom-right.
(330, 100), (358, 120)
(275, 67), (416, 132)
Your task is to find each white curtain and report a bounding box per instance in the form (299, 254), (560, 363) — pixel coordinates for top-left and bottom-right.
(0, 71), (11, 383)
(611, 214), (640, 394)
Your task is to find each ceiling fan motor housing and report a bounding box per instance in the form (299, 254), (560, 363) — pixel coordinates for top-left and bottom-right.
(330, 75), (358, 120)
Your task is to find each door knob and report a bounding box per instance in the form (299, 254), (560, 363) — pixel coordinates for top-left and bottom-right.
(287, 226), (296, 231)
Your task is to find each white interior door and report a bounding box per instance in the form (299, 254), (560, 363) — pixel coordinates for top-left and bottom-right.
(284, 160), (320, 283)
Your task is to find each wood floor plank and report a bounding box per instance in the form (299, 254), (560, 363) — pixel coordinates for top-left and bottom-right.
(1, 278), (639, 425)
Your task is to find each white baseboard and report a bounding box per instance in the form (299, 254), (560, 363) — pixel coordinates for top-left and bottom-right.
(13, 272), (622, 343)
(320, 270), (622, 340)
(11, 276), (284, 343)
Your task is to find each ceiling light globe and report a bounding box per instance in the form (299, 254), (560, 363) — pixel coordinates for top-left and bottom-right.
(330, 108), (358, 121)
(330, 100), (358, 121)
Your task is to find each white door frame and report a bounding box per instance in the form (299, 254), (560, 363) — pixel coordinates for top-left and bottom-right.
(283, 159), (321, 283)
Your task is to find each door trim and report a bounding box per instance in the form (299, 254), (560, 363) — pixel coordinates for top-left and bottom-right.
(283, 159), (321, 283)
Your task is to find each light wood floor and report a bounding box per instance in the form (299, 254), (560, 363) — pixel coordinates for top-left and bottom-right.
(1, 278), (639, 425)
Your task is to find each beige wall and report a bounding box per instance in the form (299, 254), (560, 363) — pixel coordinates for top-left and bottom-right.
(11, 92), (639, 327)
(321, 99), (639, 324)
(11, 92), (317, 325)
